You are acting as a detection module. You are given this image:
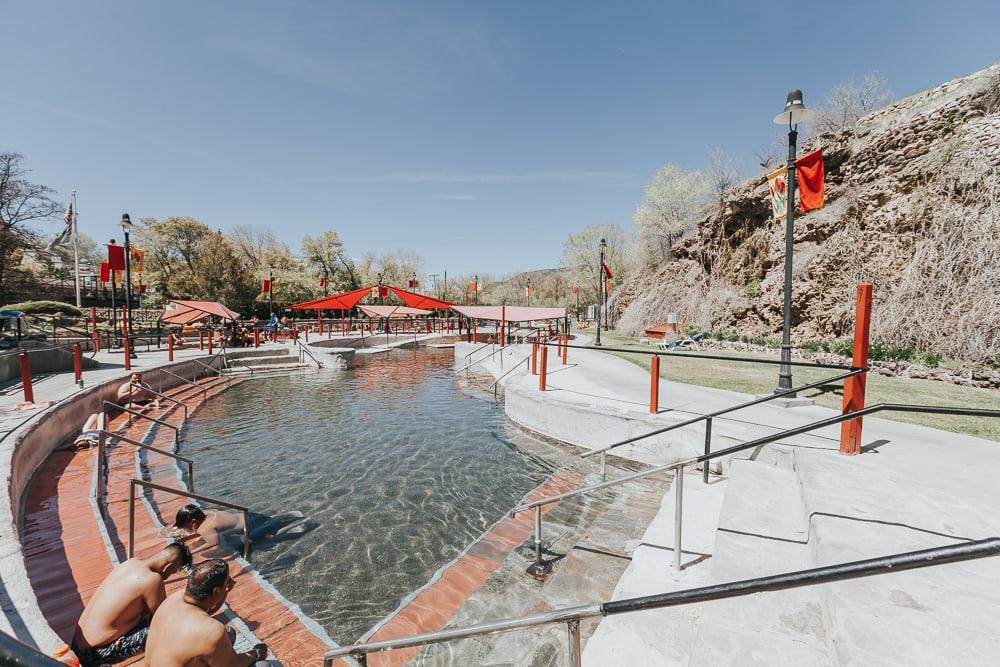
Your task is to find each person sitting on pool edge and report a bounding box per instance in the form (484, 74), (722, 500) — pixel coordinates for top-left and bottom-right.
(168, 329), (186, 349)
(117, 372), (160, 409)
(72, 542), (192, 667)
(167, 504), (314, 554)
(143, 559), (269, 666)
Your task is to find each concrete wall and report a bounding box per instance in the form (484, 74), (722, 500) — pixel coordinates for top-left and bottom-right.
(0, 355), (223, 649)
(0, 346), (100, 385)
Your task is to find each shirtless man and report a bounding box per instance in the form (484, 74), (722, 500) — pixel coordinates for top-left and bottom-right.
(117, 372), (160, 409)
(143, 559), (268, 666)
(72, 542), (192, 666)
(168, 505), (311, 555)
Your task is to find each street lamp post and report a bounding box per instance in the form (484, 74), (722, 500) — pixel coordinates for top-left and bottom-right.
(120, 215), (138, 359)
(474, 274), (479, 304)
(109, 238), (118, 348)
(526, 278), (531, 306)
(268, 266), (274, 314)
(773, 89), (814, 394)
(595, 237), (606, 347)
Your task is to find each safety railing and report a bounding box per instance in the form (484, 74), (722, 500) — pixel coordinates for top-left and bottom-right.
(159, 369), (209, 399)
(96, 430), (195, 512)
(192, 357), (231, 387)
(295, 338), (324, 368)
(103, 401), (180, 447)
(456, 326), (540, 376)
(488, 354), (532, 399)
(138, 386), (189, 419)
(128, 478), (251, 559)
(322, 538), (1000, 666)
(582, 367), (865, 482)
(222, 351), (257, 377)
(513, 403), (1000, 573)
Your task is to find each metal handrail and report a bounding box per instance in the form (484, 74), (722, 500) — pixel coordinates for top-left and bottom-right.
(513, 402), (1000, 572)
(322, 538), (1000, 666)
(103, 401), (180, 447)
(488, 354), (531, 398)
(140, 386), (189, 419)
(128, 478), (251, 559)
(192, 357), (231, 387)
(456, 327), (539, 376)
(295, 339), (324, 368)
(160, 369), (209, 398)
(582, 367), (865, 480)
(222, 350), (257, 377)
(96, 430), (195, 511)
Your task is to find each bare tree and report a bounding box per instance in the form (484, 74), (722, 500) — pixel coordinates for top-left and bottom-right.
(632, 164), (709, 266)
(705, 146), (743, 204)
(811, 72), (894, 134)
(0, 153), (60, 300)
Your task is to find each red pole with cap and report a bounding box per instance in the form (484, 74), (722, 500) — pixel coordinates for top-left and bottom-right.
(198, 331), (204, 351)
(207, 333), (213, 354)
(19, 353), (34, 403)
(73, 344), (82, 384)
(531, 342), (538, 375)
(839, 283), (874, 455)
(168, 334), (174, 362)
(254, 328), (260, 347)
(123, 336), (132, 371)
(539, 345), (548, 391)
(649, 355), (660, 414)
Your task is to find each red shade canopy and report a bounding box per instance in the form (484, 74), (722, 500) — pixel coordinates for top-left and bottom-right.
(289, 286), (373, 311)
(386, 286), (451, 310)
(359, 304), (433, 319)
(451, 305), (566, 321)
(161, 300), (240, 325)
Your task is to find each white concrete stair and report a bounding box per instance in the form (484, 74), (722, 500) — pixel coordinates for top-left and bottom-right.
(687, 458), (836, 666)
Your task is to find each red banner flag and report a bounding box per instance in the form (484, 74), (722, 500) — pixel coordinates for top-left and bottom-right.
(526, 286), (533, 297)
(571, 286), (578, 294)
(262, 279), (271, 293)
(99, 262), (110, 282)
(319, 277), (327, 287)
(107, 243), (126, 270)
(469, 282), (478, 292)
(379, 286), (388, 298)
(601, 262), (613, 279)
(795, 150), (825, 212)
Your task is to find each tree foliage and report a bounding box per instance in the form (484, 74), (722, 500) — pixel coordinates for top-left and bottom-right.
(301, 230), (360, 292)
(632, 164), (709, 266)
(0, 153), (60, 299)
(812, 72), (894, 134)
(560, 223), (630, 305)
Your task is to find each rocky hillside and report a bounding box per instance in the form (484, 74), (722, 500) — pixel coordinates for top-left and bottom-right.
(614, 64), (1000, 363)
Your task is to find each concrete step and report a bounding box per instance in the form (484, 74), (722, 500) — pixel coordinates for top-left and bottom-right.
(226, 354), (296, 369)
(687, 459), (836, 666)
(225, 347), (293, 360)
(222, 362), (310, 376)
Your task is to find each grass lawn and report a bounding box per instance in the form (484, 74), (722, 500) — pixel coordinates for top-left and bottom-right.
(576, 327), (1000, 442)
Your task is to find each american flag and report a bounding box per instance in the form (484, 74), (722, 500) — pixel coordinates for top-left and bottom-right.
(45, 202), (74, 251)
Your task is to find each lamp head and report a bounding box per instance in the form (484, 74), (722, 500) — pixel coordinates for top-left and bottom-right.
(599, 237), (607, 248)
(773, 89), (815, 126)
(120, 213), (133, 232)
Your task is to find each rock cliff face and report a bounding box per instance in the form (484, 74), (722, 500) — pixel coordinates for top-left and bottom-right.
(614, 64), (1000, 363)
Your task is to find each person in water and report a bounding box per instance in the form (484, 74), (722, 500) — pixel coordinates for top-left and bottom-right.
(143, 559), (269, 666)
(71, 542), (192, 667)
(117, 372), (159, 409)
(168, 504), (314, 554)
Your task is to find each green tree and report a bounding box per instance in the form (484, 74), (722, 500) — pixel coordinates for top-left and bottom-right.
(0, 153), (60, 300)
(301, 230), (360, 292)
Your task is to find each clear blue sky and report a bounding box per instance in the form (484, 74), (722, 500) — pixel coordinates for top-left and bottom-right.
(8, 1), (998, 275)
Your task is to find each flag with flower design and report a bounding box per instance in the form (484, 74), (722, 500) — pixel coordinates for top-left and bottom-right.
(767, 166), (788, 220)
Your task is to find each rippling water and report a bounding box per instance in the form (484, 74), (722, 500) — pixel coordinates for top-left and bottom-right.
(178, 347), (557, 643)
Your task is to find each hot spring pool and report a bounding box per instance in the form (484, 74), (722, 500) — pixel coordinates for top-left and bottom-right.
(176, 346), (560, 644)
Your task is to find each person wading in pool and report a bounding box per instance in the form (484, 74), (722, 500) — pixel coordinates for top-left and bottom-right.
(143, 559), (269, 666)
(117, 372), (160, 409)
(168, 504), (314, 555)
(72, 542), (192, 667)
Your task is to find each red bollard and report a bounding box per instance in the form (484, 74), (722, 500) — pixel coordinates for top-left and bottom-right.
(92, 329), (101, 353)
(562, 335), (569, 364)
(19, 353), (34, 403)
(199, 331), (204, 351)
(561, 335), (567, 365)
(254, 328), (260, 348)
(123, 336), (132, 371)
(304, 328), (309, 342)
(539, 345), (548, 391)
(168, 335), (174, 362)
(208, 334), (213, 354)
(531, 342), (538, 375)
(840, 283), (874, 455)
(650, 355), (660, 414)
(73, 344), (82, 384)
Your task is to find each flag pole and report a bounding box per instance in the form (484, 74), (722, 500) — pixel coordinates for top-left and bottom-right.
(72, 190), (81, 308)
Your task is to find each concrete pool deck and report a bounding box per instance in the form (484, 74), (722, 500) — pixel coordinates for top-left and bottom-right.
(459, 338), (1000, 664)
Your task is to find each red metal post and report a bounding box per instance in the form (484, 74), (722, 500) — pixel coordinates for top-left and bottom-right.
(539, 346), (548, 391)
(20, 353), (34, 403)
(168, 335), (174, 362)
(207, 334), (213, 354)
(123, 336), (132, 371)
(839, 283), (874, 455)
(317, 310), (323, 335)
(650, 355), (660, 414)
(531, 342), (538, 375)
(199, 331), (204, 351)
(73, 344), (82, 383)
(562, 335), (569, 364)
(254, 328), (260, 348)
(561, 335), (568, 365)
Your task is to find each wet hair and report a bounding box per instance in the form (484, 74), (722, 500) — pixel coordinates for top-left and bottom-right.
(175, 504), (206, 528)
(162, 541), (193, 569)
(186, 559), (229, 601)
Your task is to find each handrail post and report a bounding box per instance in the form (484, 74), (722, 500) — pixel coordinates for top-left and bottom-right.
(703, 417), (713, 484)
(649, 355), (660, 414)
(526, 505), (552, 578)
(188, 461), (195, 492)
(673, 466), (683, 571)
(242, 508), (251, 559)
(539, 346), (548, 391)
(600, 450), (607, 479)
(168, 334), (174, 362)
(97, 431), (107, 514)
(567, 619), (582, 667)
(128, 479), (136, 558)
(351, 651), (368, 666)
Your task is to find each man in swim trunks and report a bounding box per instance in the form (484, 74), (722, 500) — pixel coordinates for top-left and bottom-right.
(169, 504), (312, 555)
(64, 412), (107, 450)
(117, 372), (160, 409)
(143, 559), (269, 666)
(72, 542), (192, 666)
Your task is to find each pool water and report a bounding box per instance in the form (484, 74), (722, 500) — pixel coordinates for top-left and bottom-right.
(178, 347), (558, 643)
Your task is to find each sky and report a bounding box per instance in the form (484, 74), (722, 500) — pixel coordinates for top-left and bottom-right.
(6, 1), (999, 277)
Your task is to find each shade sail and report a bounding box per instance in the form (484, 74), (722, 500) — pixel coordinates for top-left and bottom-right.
(387, 286), (451, 310)
(450, 305), (566, 321)
(359, 304), (432, 319)
(289, 286), (373, 311)
(161, 300), (240, 324)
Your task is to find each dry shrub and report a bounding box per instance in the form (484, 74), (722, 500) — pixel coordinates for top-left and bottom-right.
(878, 155), (1000, 363)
